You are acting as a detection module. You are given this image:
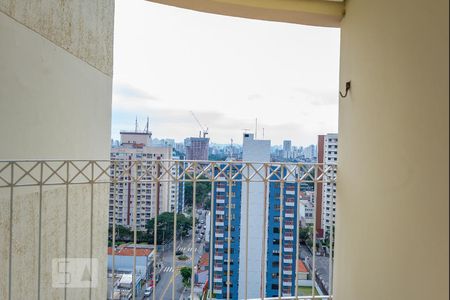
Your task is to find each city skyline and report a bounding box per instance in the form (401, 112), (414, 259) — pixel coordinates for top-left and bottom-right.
(112, 0), (340, 146)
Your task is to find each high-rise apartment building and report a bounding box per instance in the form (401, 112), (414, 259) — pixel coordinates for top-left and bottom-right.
(109, 131), (178, 230)
(282, 140), (292, 159)
(303, 144), (317, 161)
(283, 140), (292, 152)
(316, 135), (325, 238)
(211, 134), (298, 299)
(184, 137), (210, 160)
(320, 133), (338, 236)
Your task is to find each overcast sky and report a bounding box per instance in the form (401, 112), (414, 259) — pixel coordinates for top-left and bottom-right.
(112, 0), (340, 146)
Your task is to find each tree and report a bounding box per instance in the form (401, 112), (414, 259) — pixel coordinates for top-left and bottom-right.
(180, 267), (192, 287)
(146, 212), (192, 244)
(299, 226), (312, 243)
(184, 180), (211, 208)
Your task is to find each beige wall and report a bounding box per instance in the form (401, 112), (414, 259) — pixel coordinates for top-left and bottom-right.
(0, 0), (113, 298)
(335, 1), (449, 299)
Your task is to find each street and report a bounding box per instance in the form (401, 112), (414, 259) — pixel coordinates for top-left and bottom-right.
(143, 211), (208, 300)
(299, 243), (331, 294)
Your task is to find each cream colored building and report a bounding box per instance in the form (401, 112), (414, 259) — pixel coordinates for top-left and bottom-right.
(110, 132), (177, 230)
(322, 133), (338, 235)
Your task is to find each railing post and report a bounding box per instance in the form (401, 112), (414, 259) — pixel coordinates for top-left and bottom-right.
(172, 161), (178, 300)
(312, 164), (318, 299)
(328, 165), (336, 299)
(208, 162), (215, 300)
(226, 163), (232, 300)
(132, 161), (138, 300)
(110, 161), (118, 300)
(294, 163), (301, 300)
(244, 163), (250, 300)
(190, 162), (198, 300)
(152, 160), (160, 300)
(278, 165), (284, 300)
(259, 163), (268, 299)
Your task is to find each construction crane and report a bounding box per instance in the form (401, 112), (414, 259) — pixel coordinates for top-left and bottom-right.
(190, 111), (209, 138)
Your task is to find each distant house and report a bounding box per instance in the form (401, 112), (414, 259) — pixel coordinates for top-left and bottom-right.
(197, 252), (209, 272)
(107, 244), (155, 280)
(297, 259), (309, 280)
(194, 270), (209, 299)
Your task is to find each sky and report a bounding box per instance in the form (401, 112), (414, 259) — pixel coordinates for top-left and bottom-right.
(112, 0), (340, 147)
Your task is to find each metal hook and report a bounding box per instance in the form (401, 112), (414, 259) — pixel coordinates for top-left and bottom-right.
(339, 81), (351, 98)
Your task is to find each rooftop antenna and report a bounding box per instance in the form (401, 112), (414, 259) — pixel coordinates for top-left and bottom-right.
(230, 138), (234, 159)
(144, 116), (149, 134)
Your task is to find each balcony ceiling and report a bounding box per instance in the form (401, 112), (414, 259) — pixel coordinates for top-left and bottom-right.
(147, 0), (345, 27)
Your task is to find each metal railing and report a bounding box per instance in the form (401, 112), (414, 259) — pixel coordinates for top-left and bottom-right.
(0, 160), (336, 300)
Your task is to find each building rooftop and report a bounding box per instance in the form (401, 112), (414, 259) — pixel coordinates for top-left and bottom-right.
(108, 246), (153, 257)
(198, 252), (209, 268)
(297, 259), (309, 273)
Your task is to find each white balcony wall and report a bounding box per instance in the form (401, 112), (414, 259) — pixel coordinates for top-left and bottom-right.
(0, 1), (113, 299)
(336, 1), (449, 300)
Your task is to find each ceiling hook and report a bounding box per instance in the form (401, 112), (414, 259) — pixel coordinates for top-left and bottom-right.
(339, 81), (351, 98)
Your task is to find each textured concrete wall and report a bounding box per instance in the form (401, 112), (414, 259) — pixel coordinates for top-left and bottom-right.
(0, 0), (114, 76)
(335, 0), (449, 299)
(0, 0), (113, 299)
(0, 10), (112, 160)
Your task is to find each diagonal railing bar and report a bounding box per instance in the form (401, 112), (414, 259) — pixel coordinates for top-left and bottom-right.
(112, 160), (135, 182)
(42, 161), (67, 185)
(0, 162), (12, 186)
(247, 163), (266, 181)
(282, 165), (297, 182)
(315, 165), (325, 181)
(214, 163), (230, 181)
(92, 161), (112, 183)
(135, 162), (157, 182)
(178, 162), (195, 181)
(156, 160), (178, 182)
(194, 162), (212, 180)
(13, 161), (41, 185)
(267, 165), (282, 182)
(231, 164), (246, 181)
(67, 160), (92, 184)
(299, 165), (315, 182)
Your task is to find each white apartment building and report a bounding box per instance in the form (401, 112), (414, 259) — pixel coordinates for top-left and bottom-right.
(109, 131), (178, 230)
(238, 133), (271, 299)
(321, 133), (338, 235)
(299, 192), (315, 228)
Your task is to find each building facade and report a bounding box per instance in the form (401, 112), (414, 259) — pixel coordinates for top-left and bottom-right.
(184, 137), (210, 160)
(320, 133), (338, 236)
(211, 134), (298, 299)
(109, 131), (178, 230)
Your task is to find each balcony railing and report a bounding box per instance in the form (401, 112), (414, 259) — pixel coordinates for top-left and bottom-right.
(0, 159), (336, 300)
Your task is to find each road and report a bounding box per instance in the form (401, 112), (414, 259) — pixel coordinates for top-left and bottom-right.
(299, 243), (331, 294)
(144, 211), (208, 300)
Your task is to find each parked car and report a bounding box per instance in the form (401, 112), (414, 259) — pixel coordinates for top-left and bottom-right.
(196, 238), (202, 243)
(144, 286), (153, 297)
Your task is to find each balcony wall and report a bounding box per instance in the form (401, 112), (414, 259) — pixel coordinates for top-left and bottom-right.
(0, 1), (114, 299)
(336, 1), (449, 300)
